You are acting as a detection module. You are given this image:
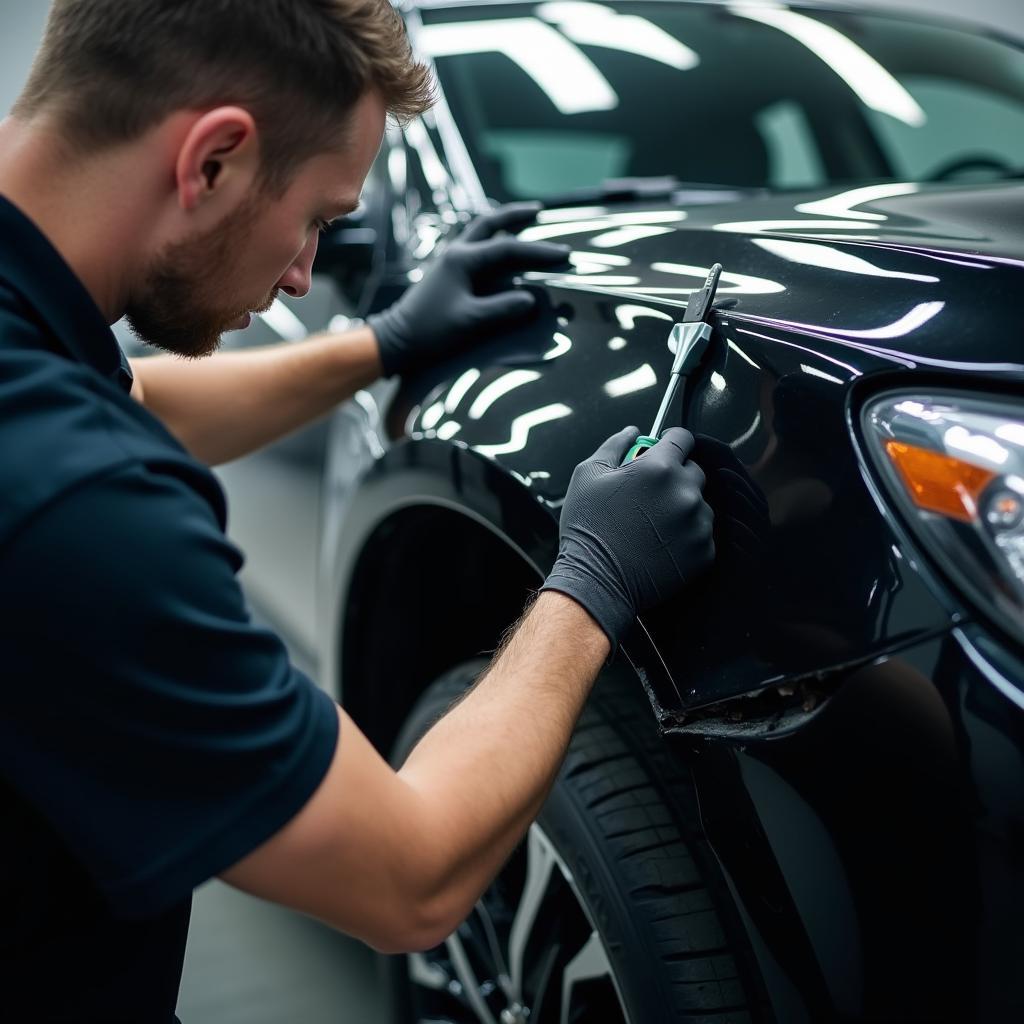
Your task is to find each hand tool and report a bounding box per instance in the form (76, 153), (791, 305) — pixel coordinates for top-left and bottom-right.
(622, 262), (723, 464)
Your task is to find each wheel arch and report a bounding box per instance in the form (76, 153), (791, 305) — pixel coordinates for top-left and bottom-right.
(320, 438), (557, 756)
(340, 502), (541, 755)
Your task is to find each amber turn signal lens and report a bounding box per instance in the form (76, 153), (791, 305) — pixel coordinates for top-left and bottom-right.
(885, 441), (997, 523)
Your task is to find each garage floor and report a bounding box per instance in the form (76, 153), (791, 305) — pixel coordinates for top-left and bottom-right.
(178, 880), (387, 1023)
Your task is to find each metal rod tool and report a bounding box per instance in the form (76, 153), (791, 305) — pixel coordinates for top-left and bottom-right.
(622, 262), (723, 464)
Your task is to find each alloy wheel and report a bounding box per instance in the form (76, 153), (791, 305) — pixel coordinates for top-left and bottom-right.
(406, 823), (630, 1024)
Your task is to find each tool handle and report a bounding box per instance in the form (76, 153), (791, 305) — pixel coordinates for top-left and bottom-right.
(621, 435), (660, 464)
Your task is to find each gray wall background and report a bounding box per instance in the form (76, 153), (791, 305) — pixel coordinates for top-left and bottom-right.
(3, 0), (1024, 115)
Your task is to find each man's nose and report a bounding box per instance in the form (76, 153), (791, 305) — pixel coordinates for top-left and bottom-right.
(277, 231), (319, 298)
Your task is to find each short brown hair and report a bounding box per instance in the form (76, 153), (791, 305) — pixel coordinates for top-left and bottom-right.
(14, 0), (434, 188)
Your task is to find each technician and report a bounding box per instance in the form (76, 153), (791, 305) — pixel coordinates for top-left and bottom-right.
(0, 1), (714, 1019)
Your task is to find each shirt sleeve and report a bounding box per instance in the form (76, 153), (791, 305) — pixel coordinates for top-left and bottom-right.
(0, 461), (339, 918)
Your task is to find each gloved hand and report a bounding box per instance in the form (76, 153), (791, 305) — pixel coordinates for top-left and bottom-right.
(541, 425), (715, 652)
(368, 202), (571, 377)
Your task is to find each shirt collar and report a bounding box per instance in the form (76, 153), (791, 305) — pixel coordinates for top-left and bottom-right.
(0, 194), (133, 393)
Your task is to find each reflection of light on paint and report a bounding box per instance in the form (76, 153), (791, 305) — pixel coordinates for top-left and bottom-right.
(730, 411), (762, 449)
(420, 19), (617, 114)
(615, 304), (673, 330)
(729, 4), (926, 126)
(591, 225), (674, 248)
(795, 182), (919, 221)
(800, 363), (845, 384)
(259, 299), (308, 341)
(536, 206), (609, 223)
(738, 327), (863, 374)
(473, 404), (572, 457)
(445, 368), (482, 413)
(714, 218), (875, 234)
(421, 401), (445, 430)
(524, 273), (642, 287)
(523, 218), (624, 241)
(944, 426), (1009, 466)
(468, 370), (541, 419)
(537, 2), (700, 69)
(437, 421), (462, 440)
(569, 250), (631, 274)
(710, 372), (727, 391)
(572, 251), (630, 267)
(773, 301), (945, 340)
(544, 333), (573, 360)
(608, 336), (628, 350)
(653, 261), (786, 295)
(604, 363), (658, 397)
(353, 389), (386, 459)
(524, 210), (686, 240)
(727, 339), (760, 369)
(754, 238), (938, 283)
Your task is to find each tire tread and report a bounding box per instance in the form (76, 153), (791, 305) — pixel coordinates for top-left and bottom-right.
(554, 676), (753, 1023)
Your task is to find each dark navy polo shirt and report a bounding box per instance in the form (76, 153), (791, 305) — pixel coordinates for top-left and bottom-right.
(0, 195), (339, 1021)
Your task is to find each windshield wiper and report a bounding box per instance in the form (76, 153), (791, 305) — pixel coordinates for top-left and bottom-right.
(541, 176), (757, 208)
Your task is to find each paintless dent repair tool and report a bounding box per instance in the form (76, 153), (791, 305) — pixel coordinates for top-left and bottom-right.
(622, 262), (723, 464)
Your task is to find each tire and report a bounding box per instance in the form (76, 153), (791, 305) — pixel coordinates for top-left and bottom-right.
(383, 659), (755, 1024)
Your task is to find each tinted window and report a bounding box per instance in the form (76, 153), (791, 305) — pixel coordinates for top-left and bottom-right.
(417, 2), (1024, 200)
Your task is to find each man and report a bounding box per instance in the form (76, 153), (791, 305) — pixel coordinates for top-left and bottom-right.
(0, 1), (714, 1019)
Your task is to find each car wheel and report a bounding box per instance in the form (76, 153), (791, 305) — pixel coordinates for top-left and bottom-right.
(384, 659), (754, 1024)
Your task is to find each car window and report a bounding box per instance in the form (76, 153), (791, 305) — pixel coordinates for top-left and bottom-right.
(867, 79), (1024, 181)
(755, 100), (827, 189)
(416, 2), (1024, 200)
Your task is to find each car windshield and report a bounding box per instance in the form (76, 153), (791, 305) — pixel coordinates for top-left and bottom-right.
(416, 1), (1024, 201)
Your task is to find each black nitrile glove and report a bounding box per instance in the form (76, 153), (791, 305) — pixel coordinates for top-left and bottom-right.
(542, 425), (715, 652)
(368, 203), (571, 377)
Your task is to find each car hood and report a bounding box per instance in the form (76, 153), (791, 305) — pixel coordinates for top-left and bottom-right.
(520, 180), (1024, 369)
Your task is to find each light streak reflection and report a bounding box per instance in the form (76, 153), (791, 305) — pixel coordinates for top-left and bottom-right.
(468, 370), (541, 419)
(473, 404), (573, 457)
(604, 363), (658, 397)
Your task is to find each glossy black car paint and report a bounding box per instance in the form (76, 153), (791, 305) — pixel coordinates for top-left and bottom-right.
(216, 8), (1024, 1023)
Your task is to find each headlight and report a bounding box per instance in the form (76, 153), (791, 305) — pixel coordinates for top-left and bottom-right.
(863, 391), (1024, 643)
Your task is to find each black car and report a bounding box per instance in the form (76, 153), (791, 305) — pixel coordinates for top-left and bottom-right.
(213, 2), (1024, 1020)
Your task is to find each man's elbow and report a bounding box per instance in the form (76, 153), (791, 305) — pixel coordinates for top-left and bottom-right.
(364, 885), (471, 955)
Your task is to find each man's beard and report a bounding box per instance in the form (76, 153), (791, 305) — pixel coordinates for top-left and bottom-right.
(124, 192), (276, 359)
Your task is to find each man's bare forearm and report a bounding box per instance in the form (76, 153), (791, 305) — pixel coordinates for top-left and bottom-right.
(397, 590), (610, 931)
(130, 326), (382, 466)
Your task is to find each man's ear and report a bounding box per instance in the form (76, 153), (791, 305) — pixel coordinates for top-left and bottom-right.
(174, 107), (260, 215)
